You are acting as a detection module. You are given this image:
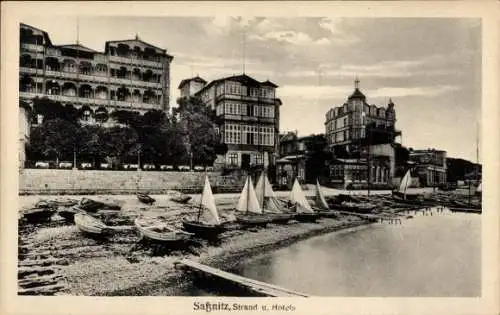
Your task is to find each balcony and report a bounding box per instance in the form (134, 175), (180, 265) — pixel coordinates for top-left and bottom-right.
(109, 55), (162, 68)
(20, 43), (44, 52)
(19, 92), (161, 110)
(20, 67), (39, 75)
(46, 48), (61, 57)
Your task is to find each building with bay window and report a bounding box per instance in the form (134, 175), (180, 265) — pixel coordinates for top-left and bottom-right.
(179, 74), (281, 169)
(19, 23), (173, 124)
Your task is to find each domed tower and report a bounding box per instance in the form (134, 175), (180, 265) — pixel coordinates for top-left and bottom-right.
(386, 98), (396, 125)
(348, 77), (366, 112)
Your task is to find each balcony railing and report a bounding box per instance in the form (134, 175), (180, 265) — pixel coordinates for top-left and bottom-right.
(109, 55), (162, 68)
(19, 92), (160, 110)
(24, 69), (162, 88)
(20, 67), (39, 74)
(21, 43), (44, 52)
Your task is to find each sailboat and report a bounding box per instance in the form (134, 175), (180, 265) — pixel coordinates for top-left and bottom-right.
(475, 182), (482, 197)
(255, 171), (293, 224)
(312, 180), (338, 218)
(392, 170), (421, 203)
(182, 176), (226, 238)
(235, 176), (271, 227)
(289, 178), (318, 222)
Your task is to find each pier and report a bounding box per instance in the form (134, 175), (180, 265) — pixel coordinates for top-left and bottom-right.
(174, 259), (310, 297)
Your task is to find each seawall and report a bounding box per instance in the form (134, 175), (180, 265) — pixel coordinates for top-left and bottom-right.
(19, 169), (245, 195)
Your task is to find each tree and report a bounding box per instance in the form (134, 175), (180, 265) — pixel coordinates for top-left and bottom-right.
(77, 125), (104, 165)
(174, 96), (220, 166)
(304, 134), (330, 183)
(99, 126), (139, 166)
(29, 118), (79, 164)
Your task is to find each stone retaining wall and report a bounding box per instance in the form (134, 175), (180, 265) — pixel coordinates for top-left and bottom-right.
(19, 169), (246, 195)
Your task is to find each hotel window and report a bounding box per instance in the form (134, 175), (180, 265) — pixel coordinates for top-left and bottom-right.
(256, 153), (263, 165)
(228, 152), (238, 166)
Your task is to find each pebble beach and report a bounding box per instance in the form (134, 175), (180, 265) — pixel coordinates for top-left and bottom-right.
(18, 187), (475, 296)
(17, 192), (376, 296)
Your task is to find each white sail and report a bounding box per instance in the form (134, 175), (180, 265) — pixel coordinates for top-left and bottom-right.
(236, 177), (262, 214)
(289, 178), (314, 213)
(476, 182), (482, 193)
(255, 171), (277, 205)
(398, 170), (412, 194)
(315, 179), (330, 210)
(200, 176), (221, 224)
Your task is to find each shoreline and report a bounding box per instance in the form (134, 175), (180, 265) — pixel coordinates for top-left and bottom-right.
(102, 217), (372, 296)
(18, 190), (478, 296)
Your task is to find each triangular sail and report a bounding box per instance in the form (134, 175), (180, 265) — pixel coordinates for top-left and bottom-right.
(398, 170), (412, 195)
(200, 176), (220, 225)
(289, 178), (313, 213)
(236, 177), (262, 214)
(255, 171), (282, 213)
(315, 180), (329, 210)
(476, 182), (482, 193)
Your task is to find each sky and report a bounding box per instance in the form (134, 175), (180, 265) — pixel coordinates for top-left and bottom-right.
(21, 16), (482, 162)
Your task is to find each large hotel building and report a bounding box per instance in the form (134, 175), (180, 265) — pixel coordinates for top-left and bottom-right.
(324, 79), (402, 188)
(179, 74), (281, 169)
(19, 23), (173, 124)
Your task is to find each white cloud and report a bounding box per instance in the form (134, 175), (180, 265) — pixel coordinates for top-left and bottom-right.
(368, 86), (460, 98)
(279, 84), (460, 101)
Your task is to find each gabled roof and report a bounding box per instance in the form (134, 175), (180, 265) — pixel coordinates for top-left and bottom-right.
(56, 44), (99, 53)
(20, 22), (53, 46)
(178, 76), (207, 89)
(261, 80), (279, 88)
(196, 73), (279, 96)
(104, 39), (167, 55)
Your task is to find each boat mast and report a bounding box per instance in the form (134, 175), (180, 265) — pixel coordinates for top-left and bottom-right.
(196, 176), (204, 222)
(246, 177), (249, 215)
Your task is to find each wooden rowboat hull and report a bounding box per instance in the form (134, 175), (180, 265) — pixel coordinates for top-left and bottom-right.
(235, 214), (271, 227)
(182, 219), (225, 238)
(171, 196), (192, 204)
(135, 218), (192, 243)
(74, 213), (112, 236)
(137, 194), (155, 205)
(23, 208), (56, 223)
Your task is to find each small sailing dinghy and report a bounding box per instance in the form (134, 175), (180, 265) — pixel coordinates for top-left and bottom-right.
(235, 176), (271, 227)
(74, 212), (114, 236)
(255, 171), (293, 224)
(475, 182), (482, 197)
(135, 217), (193, 244)
(137, 193), (155, 205)
(289, 178), (318, 222)
(182, 176), (225, 238)
(312, 180), (337, 218)
(392, 170), (422, 203)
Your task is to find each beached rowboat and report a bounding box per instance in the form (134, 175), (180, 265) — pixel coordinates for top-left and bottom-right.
(57, 207), (82, 223)
(22, 207), (56, 224)
(79, 198), (121, 212)
(74, 212), (114, 236)
(137, 193), (155, 205)
(135, 217), (193, 243)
